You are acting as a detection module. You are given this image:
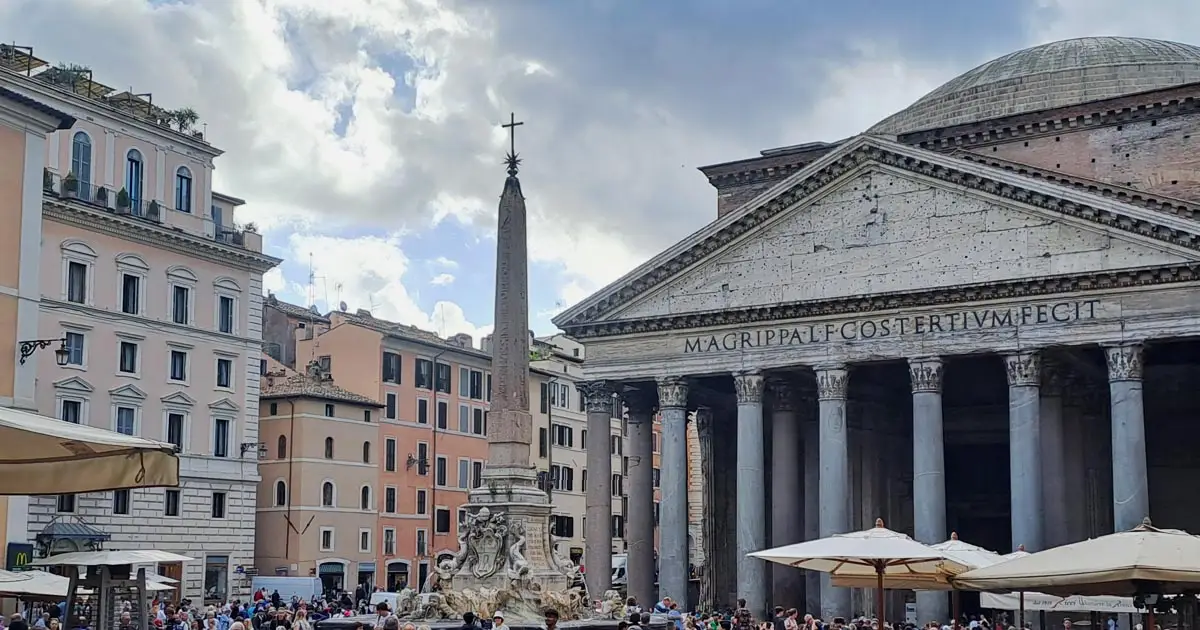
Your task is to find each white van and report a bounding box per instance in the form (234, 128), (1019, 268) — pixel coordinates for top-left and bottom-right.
(611, 554), (628, 591)
(251, 576), (324, 602)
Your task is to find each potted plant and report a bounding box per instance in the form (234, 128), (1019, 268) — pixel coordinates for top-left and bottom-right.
(63, 171), (79, 198)
(244, 221), (259, 233)
(95, 186), (108, 207)
(43, 168), (53, 192)
(115, 187), (130, 214)
(148, 200), (162, 222)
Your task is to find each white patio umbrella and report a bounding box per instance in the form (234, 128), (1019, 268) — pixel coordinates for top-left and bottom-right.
(0, 405), (179, 494)
(831, 532), (1003, 590)
(0, 569), (173, 598)
(751, 519), (970, 628)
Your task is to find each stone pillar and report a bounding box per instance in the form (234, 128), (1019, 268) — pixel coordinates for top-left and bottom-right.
(1105, 343), (1149, 532)
(696, 407), (719, 612)
(733, 371), (768, 617)
(657, 376), (691, 609)
(909, 357), (948, 625)
(803, 414), (821, 616)
(1004, 351), (1044, 552)
(624, 386), (658, 608)
(816, 365), (851, 621)
(580, 380), (617, 599)
(769, 377), (803, 609)
(1040, 363), (1068, 548)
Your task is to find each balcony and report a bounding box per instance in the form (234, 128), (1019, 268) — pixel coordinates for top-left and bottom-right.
(43, 170), (263, 253)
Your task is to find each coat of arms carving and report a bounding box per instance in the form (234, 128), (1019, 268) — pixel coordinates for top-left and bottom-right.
(447, 507), (510, 580)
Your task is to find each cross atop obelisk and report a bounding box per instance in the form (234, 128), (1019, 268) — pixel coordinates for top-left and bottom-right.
(502, 112), (523, 176)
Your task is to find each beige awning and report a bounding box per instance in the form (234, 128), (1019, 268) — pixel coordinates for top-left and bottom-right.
(0, 406), (179, 495)
(953, 519), (1200, 596)
(0, 569), (173, 598)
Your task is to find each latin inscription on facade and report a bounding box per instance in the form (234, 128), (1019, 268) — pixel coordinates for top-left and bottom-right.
(682, 300), (1100, 354)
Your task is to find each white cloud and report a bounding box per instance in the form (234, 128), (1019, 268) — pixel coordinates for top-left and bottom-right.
(430, 273), (456, 286)
(262, 267), (287, 296)
(433, 256), (459, 269)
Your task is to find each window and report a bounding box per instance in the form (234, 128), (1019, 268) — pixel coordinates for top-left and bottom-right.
(612, 474), (623, 497)
(359, 529), (372, 553)
(471, 461), (483, 489)
(364, 409), (372, 423)
(118, 341), (138, 374)
(362, 441), (371, 463)
(382, 352), (401, 384)
(60, 399), (81, 424)
(384, 487), (396, 514)
(551, 515), (575, 538)
(71, 131), (92, 198)
(552, 424), (573, 447)
(434, 362), (451, 393)
(172, 285), (190, 324)
(417, 442), (429, 475)
(435, 508), (451, 534)
(211, 492), (227, 518)
(169, 350), (187, 382)
(269, 402), (278, 415)
(56, 494), (75, 513)
(385, 439), (396, 472)
(653, 467), (661, 488)
(115, 406), (136, 436)
(540, 382), (548, 413)
(274, 480), (287, 506)
(320, 528), (334, 552)
(486, 373), (492, 401)
(321, 481), (335, 507)
(165, 489), (180, 516)
(415, 358), (433, 389)
(458, 367), (469, 397)
(582, 469), (588, 492)
(318, 355), (331, 371)
(435, 456), (448, 486)
(216, 358), (233, 389)
(383, 528), (396, 555)
(611, 515), (625, 538)
(175, 166), (193, 213)
(538, 428), (548, 458)
(204, 555), (229, 603)
(416, 530), (428, 556)
(324, 403), (334, 417)
(582, 429), (588, 445)
(218, 295), (235, 334)
(416, 489), (428, 515)
(652, 432), (659, 453)
(385, 393), (397, 420)
(360, 486), (371, 510)
(213, 418), (230, 458)
(324, 437), (334, 459)
(277, 435), (287, 458)
(109, 489), (130, 515)
(469, 370), (483, 399)
(64, 331), (84, 366)
(166, 413), (184, 452)
(611, 435), (623, 455)
(458, 508), (468, 527)
(457, 459), (469, 489)
(458, 404), (470, 433)
(66, 261), (88, 304)
(472, 408), (484, 435)
(417, 399), (429, 425)
(126, 149), (144, 210)
(436, 401), (448, 430)
(121, 273), (140, 314)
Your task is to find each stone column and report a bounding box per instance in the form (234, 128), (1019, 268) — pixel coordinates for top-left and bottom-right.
(1105, 343), (1149, 532)
(733, 371), (768, 616)
(1004, 351), (1044, 551)
(816, 365), (851, 621)
(580, 380), (617, 598)
(769, 377), (803, 609)
(909, 357), (948, 625)
(803, 414), (821, 617)
(1040, 363), (1068, 548)
(657, 376), (691, 609)
(624, 386), (658, 608)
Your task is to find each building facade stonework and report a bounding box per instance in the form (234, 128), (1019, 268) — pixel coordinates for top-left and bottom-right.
(553, 36), (1200, 622)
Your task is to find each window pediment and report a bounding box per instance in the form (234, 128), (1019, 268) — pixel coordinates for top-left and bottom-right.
(166, 265), (198, 283)
(109, 384), (147, 400)
(53, 376), (93, 392)
(61, 239), (97, 259)
(115, 253), (150, 271)
(161, 391), (196, 407)
(214, 276), (242, 293)
(209, 397), (239, 412)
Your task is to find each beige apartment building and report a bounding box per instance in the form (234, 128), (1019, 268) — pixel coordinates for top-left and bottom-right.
(255, 356), (385, 593)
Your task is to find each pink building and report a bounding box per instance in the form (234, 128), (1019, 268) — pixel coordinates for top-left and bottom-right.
(0, 44), (280, 602)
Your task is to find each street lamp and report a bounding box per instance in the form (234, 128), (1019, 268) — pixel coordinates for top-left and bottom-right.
(18, 338), (69, 366)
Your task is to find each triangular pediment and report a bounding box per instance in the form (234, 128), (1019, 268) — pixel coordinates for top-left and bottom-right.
(161, 391), (196, 406)
(54, 376), (93, 392)
(554, 135), (1200, 329)
(209, 397), (239, 412)
(108, 384), (146, 400)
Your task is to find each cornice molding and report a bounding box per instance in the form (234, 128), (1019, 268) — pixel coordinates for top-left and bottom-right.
(43, 198), (281, 273)
(556, 136), (1200, 336)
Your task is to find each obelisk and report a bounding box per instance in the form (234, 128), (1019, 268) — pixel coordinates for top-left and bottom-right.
(450, 114), (573, 595)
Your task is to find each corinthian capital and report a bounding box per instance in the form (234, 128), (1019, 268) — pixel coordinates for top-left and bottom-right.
(577, 381), (616, 414)
(1104, 343), (1143, 382)
(908, 357), (943, 394)
(733, 371), (765, 405)
(656, 376), (689, 409)
(1004, 351), (1040, 388)
(815, 366), (849, 401)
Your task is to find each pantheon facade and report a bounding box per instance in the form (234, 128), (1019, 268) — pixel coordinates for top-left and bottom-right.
(554, 37), (1200, 623)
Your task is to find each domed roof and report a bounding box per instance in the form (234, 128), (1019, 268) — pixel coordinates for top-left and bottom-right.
(869, 37), (1200, 135)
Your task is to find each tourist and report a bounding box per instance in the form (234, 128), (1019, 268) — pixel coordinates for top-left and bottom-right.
(492, 613), (510, 630)
(544, 609), (560, 630)
(373, 603), (392, 629)
(655, 598), (674, 614)
(459, 612), (479, 630)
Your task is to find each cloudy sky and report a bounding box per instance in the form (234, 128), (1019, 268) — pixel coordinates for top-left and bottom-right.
(7, 0), (1199, 344)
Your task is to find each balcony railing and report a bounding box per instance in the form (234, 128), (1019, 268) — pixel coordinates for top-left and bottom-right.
(43, 170), (263, 253)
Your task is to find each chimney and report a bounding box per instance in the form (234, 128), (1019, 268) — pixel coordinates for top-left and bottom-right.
(480, 334), (494, 354)
(450, 333), (474, 349)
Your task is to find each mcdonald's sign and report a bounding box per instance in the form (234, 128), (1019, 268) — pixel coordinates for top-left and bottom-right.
(5, 543), (33, 571)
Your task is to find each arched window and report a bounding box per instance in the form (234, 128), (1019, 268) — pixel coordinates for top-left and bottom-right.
(362, 441), (371, 464)
(321, 481), (335, 507)
(277, 435), (287, 459)
(324, 437), (334, 459)
(175, 166), (193, 213)
(70, 132), (92, 200)
(360, 486), (371, 510)
(274, 480), (287, 506)
(125, 149), (144, 211)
